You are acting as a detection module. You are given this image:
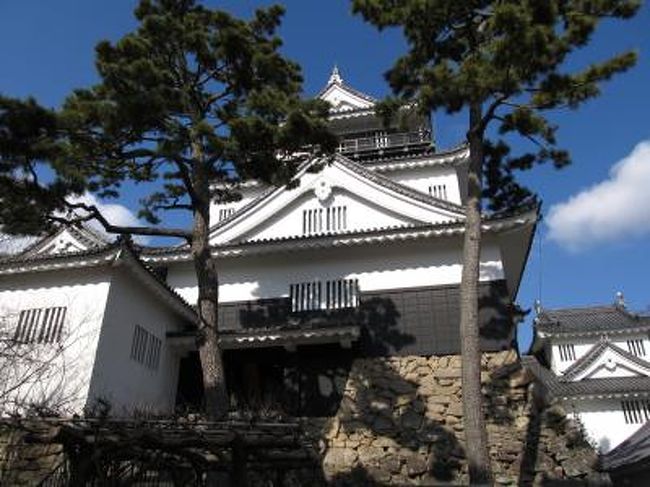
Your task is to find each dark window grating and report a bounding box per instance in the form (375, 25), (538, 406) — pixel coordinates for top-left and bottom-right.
(218, 208), (235, 221)
(428, 184), (448, 200)
(622, 399), (650, 424)
(627, 339), (646, 357)
(130, 325), (162, 370)
(13, 307), (67, 344)
(290, 279), (359, 312)
(302, 206), (347, 235)
(558, 343), (576, 362)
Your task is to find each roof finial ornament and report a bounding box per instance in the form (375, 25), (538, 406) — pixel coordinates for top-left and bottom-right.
(615, 291), (626, 308)
(328, 64), (342, 85)
(534, 299), (542, 315)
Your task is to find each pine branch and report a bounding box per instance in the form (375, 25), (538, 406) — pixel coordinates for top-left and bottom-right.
(60, 200), (192, 241)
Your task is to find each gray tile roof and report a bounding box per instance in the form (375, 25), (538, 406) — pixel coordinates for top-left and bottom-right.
(522, 356), (650, 400)
(536, 305), (650, 336)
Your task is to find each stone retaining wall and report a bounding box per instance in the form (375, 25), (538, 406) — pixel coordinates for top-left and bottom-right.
(0, 422), (63, 486)
(0, 350), (609, 486)
(306, 350), (607, 485)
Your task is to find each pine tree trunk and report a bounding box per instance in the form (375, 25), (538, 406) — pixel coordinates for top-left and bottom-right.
(191, 141), (229, 420)
(460, 102), (492, 485)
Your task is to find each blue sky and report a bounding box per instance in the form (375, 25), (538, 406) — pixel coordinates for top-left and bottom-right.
(1, 1), (649, 351)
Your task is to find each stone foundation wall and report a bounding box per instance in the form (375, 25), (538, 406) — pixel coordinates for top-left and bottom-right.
(308, 350), (607, 486)
(0, 350), (608, 486)
(0, 422), (63, 486)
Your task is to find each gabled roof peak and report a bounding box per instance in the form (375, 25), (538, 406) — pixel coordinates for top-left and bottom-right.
(328, 65), (342, 85)
(17, 223), (110, 259)
(317, 66), (376, 111)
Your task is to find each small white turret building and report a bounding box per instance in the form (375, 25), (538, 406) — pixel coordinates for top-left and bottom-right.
(527, 295), (650, 453)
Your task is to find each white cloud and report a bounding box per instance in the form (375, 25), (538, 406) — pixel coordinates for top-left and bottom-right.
(547, 140), (650, 251)
(0, 193), (149, 254)
(69, 193), (150, 244)
(0, 234), (39, 256)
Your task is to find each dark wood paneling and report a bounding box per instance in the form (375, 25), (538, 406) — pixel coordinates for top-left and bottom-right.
(218, 280), (514, 356)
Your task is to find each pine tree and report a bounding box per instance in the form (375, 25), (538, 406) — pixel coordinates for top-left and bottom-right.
(2, 0), (336, 419)
(0, 96), (83, 234)
(352, 0), (640, 483)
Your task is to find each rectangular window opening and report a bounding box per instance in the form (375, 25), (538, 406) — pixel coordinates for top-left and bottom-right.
(218, 207), (235, 221)
(130, 325), (162, 370)
(302, 206), (348, 235)
(627, 339), (646, 357)
(13, 306), (67, 344)
(622, 399), (650, 424)
(558, 343), (576, 362)
(290, 278), (359, 312)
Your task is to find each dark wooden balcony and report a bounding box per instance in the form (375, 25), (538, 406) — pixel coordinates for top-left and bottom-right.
(336, 130), (431, 156)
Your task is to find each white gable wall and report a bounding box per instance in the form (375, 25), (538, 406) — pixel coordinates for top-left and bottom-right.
(210, 183), (268, 225)
(166, 236), (504, 305)
(243, 188), (418, 242)
(86, 265), (185, 416)
(550, 335), (650, 376)
(210, 160), (463, 245)
(0, 269), (111, 414)
(384, 166), (462, 205)
(319, 84), (374, 112)
(550, 340), (596, 374)
(37, 229), (88, 255)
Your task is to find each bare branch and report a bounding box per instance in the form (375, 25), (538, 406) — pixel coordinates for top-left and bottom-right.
(60, 200), (192, 241)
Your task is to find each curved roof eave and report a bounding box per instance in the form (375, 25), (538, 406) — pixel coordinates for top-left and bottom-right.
(207, 152), (467, 241)
(142, 204), (538, 264)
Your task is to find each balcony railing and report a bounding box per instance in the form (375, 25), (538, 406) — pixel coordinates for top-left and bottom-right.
(337, 130), (430, 154)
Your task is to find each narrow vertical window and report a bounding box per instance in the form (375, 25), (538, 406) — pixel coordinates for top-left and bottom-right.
(303, 206), (348, 235)
(218, 208), (235, 221)
(627, 339), (646, 357)
(622, 400), (650, 424)
(428, 183), (448, 200)
(558, 344), (576, 362)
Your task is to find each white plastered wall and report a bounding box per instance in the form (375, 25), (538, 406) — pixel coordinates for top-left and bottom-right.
(568, 398), (647, 453)
(86, 265), (185, 416)
(243, 188), (417, 242)
(210, 184), (268, 224)
(0, 269), (111, 414)
(550, 339), (598, 375)
(167, 236), (505, 305)
(384, 166), (462, 205)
